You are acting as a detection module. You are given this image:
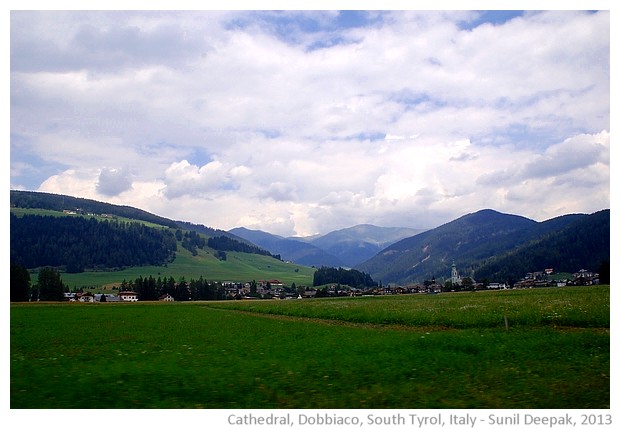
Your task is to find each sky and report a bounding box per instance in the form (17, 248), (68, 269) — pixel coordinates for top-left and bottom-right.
(8, 6), (611, 237)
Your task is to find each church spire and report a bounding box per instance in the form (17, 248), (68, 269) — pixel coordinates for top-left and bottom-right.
(451, 262), (461, 285)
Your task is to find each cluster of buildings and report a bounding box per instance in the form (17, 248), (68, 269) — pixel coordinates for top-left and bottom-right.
(513, 268), (599, 288)
(64, 291), (141, 302)
(370, 265), (600, 295)
(64, 265), (601, 302)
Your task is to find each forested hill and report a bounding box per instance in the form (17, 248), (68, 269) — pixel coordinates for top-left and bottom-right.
(473, 209), (610, 283)
(11, 213), (178, 272)
(10, 190), (282, 272)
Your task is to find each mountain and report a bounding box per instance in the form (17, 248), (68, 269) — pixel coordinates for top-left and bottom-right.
(473, 209), (610, 283)
(356, 209), (610, 285)
(229, 227), (345, 267)
(306, 224), (425, 267)
(230, 224), (424, 268)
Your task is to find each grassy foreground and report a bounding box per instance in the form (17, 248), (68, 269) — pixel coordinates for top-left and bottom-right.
(10, 286), (609, 409)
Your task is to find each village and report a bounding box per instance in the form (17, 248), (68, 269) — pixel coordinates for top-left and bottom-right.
(63, 266), (600, 303)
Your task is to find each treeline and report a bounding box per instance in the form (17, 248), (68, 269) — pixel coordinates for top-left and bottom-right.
(207, 235), (281, 260)
(313, 266), (377, 288)
(10, 214), (177, 272)
(11, 264), (66, 302)
(9, 264), (229, 302)
(174, 229), (281, 260)
(125, 276), (226, 301)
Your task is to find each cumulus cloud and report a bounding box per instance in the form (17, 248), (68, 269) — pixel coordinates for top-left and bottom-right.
(96, 167), (133, 196)
(10, 10), (610, 235)
(163, 160), (231, 199)
(521, 131), (609, 180)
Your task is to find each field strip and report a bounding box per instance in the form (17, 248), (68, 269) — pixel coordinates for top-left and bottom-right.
(203, 306), (467, 332)
(202, 305), (611, 333)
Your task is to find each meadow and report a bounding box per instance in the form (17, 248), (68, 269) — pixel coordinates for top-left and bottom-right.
(58, 247), (316, 290)
(10, 286), (609, 409)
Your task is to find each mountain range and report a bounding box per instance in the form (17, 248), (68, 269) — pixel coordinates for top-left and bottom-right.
(230, 224), (424, 268)
(10, 190), (610, 286)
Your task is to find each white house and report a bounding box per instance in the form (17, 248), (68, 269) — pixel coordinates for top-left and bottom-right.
(488, 282), (508, 290)
(118, 291), (139, 302)
(78, 292), (96, 302)
(159, 293), (174, 302)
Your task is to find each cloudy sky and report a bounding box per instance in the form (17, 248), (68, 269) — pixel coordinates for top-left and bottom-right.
(9, 8), (610, 237)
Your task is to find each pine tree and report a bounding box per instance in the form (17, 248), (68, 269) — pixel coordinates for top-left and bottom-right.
(10, 263), (31, 302)
(37, 267), (65, 301)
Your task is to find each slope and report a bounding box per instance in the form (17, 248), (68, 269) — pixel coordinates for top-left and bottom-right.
(355, 209), (603, 285)
(307, 224), (425, 267)
(474, 209), (610, 283)
(229, 227), (345, 267)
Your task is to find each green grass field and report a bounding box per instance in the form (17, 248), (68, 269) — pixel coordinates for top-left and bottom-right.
(10, 286), (609, 409)
(58, 247), (316, 290)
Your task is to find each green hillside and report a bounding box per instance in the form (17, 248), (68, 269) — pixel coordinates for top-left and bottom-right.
(10, 191), (315, 289)
(356, 209), (610, 285)
(60, 246), (316, 290)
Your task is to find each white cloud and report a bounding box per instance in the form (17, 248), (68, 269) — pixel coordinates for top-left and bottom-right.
(10, 10), (610, 236)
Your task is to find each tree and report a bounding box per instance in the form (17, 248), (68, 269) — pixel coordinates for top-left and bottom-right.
(37, 267), (65, 301)
(315, 286), (328, 297)
(295, 283), (305, 297)
(11, 263), (31, 302)
(461, 277), (474, 291)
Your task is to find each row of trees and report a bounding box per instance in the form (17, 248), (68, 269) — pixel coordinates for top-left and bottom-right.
(9, 264), (231, 302)
(313, 266), (377, 288)
(174, 229), (283, 260)
(11, 264), (66, 302)
(123, 275), (226, 301)
(207, 235), (281, 260)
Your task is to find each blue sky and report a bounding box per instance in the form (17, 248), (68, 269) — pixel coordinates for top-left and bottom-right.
(9, 8), (610, 236)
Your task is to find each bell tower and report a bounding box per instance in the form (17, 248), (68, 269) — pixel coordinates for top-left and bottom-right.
(451, 262), (460, 285)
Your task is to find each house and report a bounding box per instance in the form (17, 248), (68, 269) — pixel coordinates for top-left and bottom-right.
(118, 291), (139, 302)
(95, 294), (123, 302)
(303, 290), (317, 298)
(488, 282), (508, 290)
(78, 292), (95, 303)
(159, 293), (174, 302)
(573, 269), (597, 285)
(64, 292), (77, 301)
